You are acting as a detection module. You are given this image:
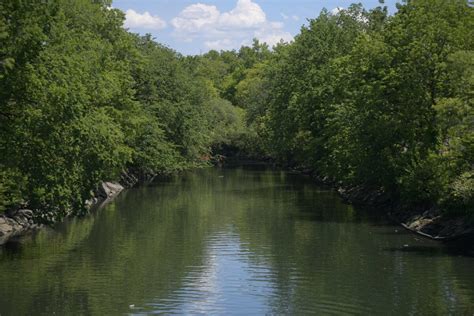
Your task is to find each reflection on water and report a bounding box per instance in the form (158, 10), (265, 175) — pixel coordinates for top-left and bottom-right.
(0, 165), (473, 315)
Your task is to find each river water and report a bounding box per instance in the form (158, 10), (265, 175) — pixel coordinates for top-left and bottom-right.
(0, 165), (473, 315)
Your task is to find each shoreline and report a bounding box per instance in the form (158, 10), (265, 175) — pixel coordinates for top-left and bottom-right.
(0, 170), (142, 246)
(336, 183), (474, 242)
(0, 181), (126, 245)
(304, 169), (474, 243)
(218, 158), (474, 243)
(2, 162), (473, 246)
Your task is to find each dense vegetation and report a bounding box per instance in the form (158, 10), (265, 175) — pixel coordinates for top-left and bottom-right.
(259, 0), (473, 215)
(182, 0), (473, 216)
(0, 0), (241, 221)
(0, 0), (472, 222)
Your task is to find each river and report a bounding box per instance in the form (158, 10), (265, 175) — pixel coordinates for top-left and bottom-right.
(0, 165), (473, 315)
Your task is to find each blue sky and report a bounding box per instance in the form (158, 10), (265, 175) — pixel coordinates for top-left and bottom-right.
(112, 0), (399, 55)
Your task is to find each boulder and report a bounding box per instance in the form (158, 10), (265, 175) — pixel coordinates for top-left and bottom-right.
(0, 209), (42, 245)
(97, 182), (124, 199)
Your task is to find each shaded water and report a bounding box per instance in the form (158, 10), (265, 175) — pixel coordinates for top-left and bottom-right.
(0, 165), (473, 315)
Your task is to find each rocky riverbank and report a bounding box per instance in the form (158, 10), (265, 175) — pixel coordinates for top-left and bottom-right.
(336, 182), (474, 242)
(215, 155), (474, 242)
(0, 170), (142, 245)
(0, 181), (125, 245)
(287, 166), (474, 242)
(0, 209), (41, 245)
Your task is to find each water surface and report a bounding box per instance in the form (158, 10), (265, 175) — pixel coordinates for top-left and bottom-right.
(1, 166), (473, 315)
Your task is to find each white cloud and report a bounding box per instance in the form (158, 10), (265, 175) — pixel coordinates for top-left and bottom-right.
(292, 15), (300, 21)
(205, 39), (235, 50)
(330, 7), (345, 15)
(281, 13), (289, 20)
(220, 0), (266, 29)
(255, 22), (292, 47)
(172, 0), (265, 33)
(171, 4), (220, 33)
(172, 0), (293, 51)
(125, 9), (167, 30)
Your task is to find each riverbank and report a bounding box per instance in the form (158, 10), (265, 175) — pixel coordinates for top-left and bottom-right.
(339, 185), (473, 241)
(0, 170), (142, 245)
(2, 161), (473, 246)
(219, 159), (474, 242)
(305, 170), (474, 242)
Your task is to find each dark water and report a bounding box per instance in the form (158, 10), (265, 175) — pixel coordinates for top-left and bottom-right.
(0, 166), (473, 315)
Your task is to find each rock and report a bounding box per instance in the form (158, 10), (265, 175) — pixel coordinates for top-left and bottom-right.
(0, 222), (13, 235)
(0, 210), (38, 245)
(120, 171), (139, 188)
(1, 172), (134, 245)
(17, 209), (33, 218)
(98, 182), (124, 199)
(85, 198), (93, 208)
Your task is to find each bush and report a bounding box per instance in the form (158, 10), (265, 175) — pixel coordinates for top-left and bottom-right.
(0, 167), (25, 212)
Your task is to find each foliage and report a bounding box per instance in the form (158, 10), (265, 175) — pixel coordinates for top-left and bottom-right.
(0, 167), (25, 212)
(257, 0), (473, 215)
(0, 0), (219, 221)
(0, 0), (472, 220)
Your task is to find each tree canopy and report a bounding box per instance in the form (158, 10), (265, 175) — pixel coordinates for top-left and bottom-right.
(0, 0), (472, 220)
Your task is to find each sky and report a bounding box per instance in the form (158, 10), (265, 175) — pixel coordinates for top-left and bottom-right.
(112, 0), (400, 55)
